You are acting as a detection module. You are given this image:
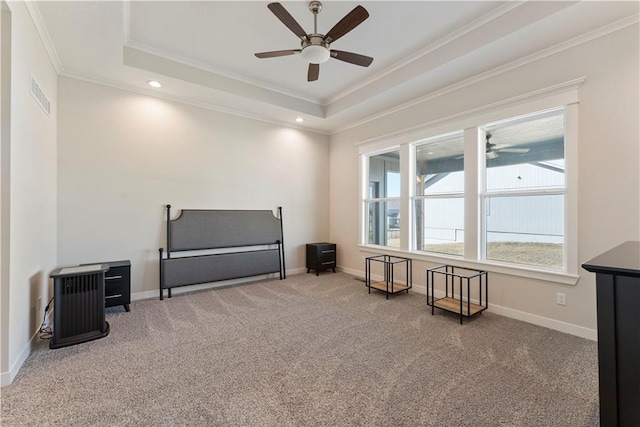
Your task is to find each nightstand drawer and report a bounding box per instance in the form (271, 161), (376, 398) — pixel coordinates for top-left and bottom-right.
(316, 247), (336, 256)
(317, 259), (336, 268)
(307, 243), (336, 258)
(105, 276), (124, 299)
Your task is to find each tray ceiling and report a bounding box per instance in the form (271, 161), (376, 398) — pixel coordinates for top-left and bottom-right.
(33, 1), (639, 133)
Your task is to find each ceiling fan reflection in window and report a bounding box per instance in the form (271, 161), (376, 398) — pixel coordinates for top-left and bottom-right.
(485, 132), (530, 159)
(254, 1), (373, 82)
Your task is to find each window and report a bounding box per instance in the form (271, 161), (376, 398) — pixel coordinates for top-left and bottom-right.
(414, 132), (464, 256)
(362, 110), (568, 268)
(365, 151), (400, 247)
(359, 81), (579, 279)
(481, 109), (565, 268)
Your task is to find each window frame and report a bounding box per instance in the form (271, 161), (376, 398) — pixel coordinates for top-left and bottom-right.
(412, 131), (466, 256)
(357, 80), (581, 285)
(479, 107), (568, 271)
(362, 149), (402, 248)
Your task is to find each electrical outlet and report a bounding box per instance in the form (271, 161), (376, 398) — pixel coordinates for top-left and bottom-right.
(556, 292), (566, 306)
(38, 296), (42, 307)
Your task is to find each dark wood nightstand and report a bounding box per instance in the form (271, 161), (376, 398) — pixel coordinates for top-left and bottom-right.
(104, 260), (131, 311)
(81, 260), (131, 312)
(306, 243), (336, 276)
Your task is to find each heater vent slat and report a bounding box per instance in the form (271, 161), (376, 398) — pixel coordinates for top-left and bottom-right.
(29, 74), (51, 117)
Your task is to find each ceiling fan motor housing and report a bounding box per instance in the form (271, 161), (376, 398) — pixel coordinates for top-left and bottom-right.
(308, 1), (322, 14)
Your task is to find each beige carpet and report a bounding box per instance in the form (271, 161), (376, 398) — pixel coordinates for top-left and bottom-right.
(1, 272), (598, 426)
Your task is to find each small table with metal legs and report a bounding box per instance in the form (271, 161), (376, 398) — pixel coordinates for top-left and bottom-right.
(365, 255), (412, 299)
(427, 265), (488, 324)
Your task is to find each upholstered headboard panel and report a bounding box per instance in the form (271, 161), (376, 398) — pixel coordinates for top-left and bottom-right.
(169, 209), (282, 251)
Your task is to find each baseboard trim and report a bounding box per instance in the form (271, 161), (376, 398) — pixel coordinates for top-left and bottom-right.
(485, 304), (597, 341)
(1, 310), (52, 387)
(339, 266), (364, 278)
(0, 341), (30, 386)
(339, 266), (597, 341)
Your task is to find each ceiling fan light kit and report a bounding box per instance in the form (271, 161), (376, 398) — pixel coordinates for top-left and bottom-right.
(301, 37), (330, 64)
(255, 1), (373, 81)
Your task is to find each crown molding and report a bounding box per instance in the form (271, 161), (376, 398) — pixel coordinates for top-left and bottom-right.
(122, 0), (321, 106)
(58, 70), (330, 136)
(322, 1), (526, 106)
(24, 1), (63, 74)
(122, 44), (324, 118)
(331, 14), (638, 135)
(354, 76), (586, 148)
(123, 40), (322, 106)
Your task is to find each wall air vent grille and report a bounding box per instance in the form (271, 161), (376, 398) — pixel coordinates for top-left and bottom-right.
(30, 74), (51, 117)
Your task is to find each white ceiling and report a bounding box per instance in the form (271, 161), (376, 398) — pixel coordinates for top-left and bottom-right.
(33, 1), (639, 134)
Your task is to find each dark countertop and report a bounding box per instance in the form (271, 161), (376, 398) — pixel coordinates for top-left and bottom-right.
(582, 241), (640, 278)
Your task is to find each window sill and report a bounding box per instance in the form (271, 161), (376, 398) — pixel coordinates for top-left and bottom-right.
(358, 245), (579, 286)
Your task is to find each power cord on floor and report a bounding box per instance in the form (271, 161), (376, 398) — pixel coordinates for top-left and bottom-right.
(39, 297), (54, 340)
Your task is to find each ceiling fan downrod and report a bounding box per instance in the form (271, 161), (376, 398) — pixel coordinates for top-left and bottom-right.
(309, 1), (322, 34)
(302, 1), (330, 64)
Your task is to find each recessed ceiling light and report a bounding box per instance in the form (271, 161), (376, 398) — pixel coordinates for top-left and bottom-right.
(296, 117), (304, 123)
(147, 80), (162, 88)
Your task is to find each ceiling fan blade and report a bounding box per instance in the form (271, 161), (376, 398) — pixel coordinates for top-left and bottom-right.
(267, 3), (307, 40)
(308, 63), (319, 82)
(499, 148), (530, 154)
(324, 5), (369, 44)
(255, 49), (301, 59)
(330, 50), (373, 67)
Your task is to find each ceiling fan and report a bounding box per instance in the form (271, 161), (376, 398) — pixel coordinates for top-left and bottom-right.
(485, 132), (530, 159)
(254, 1), (373, 82)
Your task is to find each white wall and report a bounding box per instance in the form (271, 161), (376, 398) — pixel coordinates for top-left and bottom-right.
(0, 2), (11, 385)
(329, 24), (640, 337)
(57, 77), (330, 297)
(0, 0), (58, 385)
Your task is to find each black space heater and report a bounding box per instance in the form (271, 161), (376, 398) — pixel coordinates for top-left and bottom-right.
(49, 264), (110, 349)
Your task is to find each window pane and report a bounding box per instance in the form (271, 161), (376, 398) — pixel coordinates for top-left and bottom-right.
(369, 151), (400, 198)
(367, 200), (400, 248)
(485, 109), (565, 192)
(414, 198), (464, 256)
(416, 133), (464, 195)
(486, 160), (565, 192)
(485, 194), (564, 268)
(386, 171), (400, 197)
